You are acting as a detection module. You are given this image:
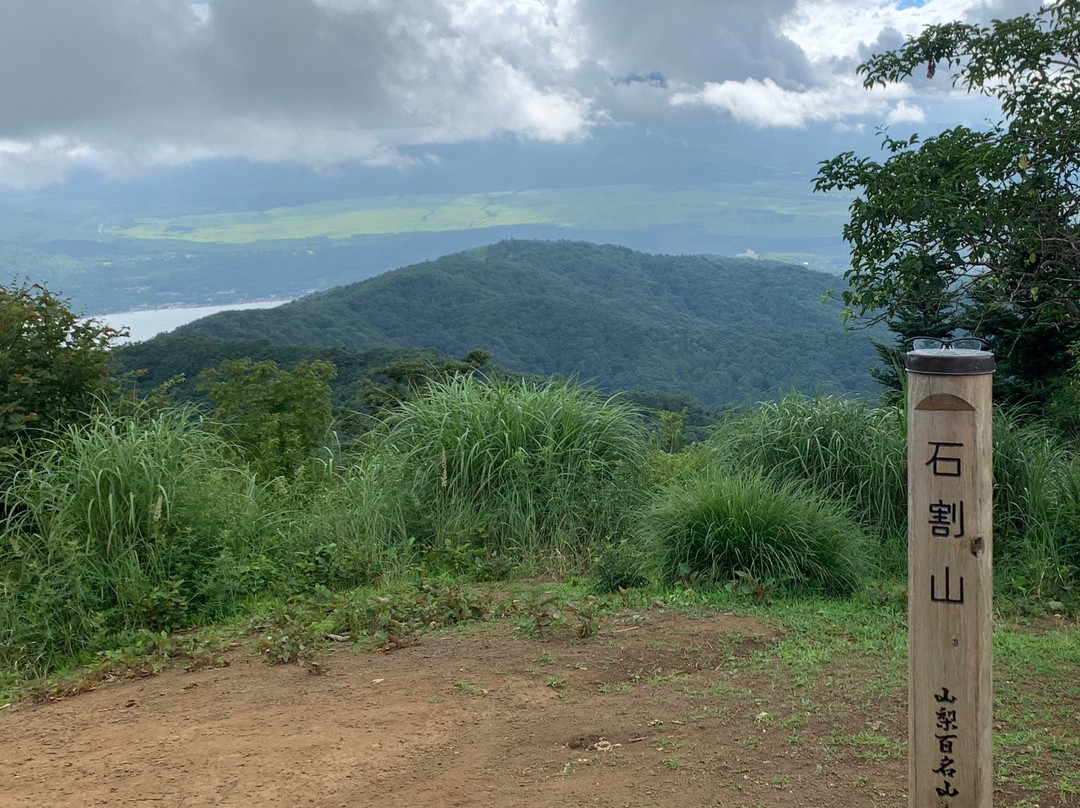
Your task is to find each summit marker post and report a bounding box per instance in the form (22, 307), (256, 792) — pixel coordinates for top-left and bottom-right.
(906, 341), (994, 808)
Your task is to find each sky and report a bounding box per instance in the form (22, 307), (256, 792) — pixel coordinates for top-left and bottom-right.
(0, 0), (1044, 192)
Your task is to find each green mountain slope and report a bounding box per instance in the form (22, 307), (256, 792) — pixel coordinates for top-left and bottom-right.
(173, 240), (879, 405)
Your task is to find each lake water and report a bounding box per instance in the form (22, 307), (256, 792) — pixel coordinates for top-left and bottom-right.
(90, 300), (289, 344)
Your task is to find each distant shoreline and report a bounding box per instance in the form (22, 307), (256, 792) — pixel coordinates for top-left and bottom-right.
(88, 300), (291, 344)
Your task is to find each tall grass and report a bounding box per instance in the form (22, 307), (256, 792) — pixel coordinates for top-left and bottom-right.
(280, 452), (422, 587)
(710, 395), (906, 564)
(0, 407), (278, 675)
(992, 413), (1080, 594)
(646, 471), (872, 594)
(709, 394), (1080, 591)
(368, 377), (649, 569)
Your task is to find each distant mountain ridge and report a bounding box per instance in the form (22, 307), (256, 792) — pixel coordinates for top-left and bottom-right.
(173, 239), (878, 405)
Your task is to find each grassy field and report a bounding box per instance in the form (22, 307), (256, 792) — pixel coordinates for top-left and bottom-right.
(109, 182), (851, 244)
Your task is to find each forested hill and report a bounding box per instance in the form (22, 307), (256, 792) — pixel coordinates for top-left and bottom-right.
(173, 240), (879, 405)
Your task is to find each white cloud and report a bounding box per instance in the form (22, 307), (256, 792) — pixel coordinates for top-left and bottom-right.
(671, 76), (915, 128)
(781, 0), (1040, 66)
(0, 0), (593, 188)
(886, 99), (926, 124)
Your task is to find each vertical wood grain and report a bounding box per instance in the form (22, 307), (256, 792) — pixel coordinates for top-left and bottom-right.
(907, 372), (993, 808)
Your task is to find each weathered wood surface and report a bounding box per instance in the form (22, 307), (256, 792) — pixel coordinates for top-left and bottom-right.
(907, 371), (993, 808)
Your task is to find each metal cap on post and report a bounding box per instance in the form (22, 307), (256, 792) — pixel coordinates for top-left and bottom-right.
(906, 349), (995, 377)
(905, 339), (994, 808)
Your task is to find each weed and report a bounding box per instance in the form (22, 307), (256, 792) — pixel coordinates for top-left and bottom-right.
(255, 601), (328, 670)
(592, 538), (652, 593)
(566, 596), (604, 639)
(830, 731), (905, 760)
(598, 682), (632, 694)
(545, 676), (567, 689)
(0, 406), (274, 674)
(726, 570), (777, 606)
(453, 682), (486, 697)
(516, 591), (564, 637)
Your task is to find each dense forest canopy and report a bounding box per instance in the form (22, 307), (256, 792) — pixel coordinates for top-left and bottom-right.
(161, 240), (880, 406)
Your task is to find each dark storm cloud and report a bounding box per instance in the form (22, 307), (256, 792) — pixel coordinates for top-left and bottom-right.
(572, 0), (813, 89)
(0, 0), (470, 138)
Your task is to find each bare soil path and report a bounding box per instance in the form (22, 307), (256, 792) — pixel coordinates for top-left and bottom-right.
(0, 610), (1074, 808)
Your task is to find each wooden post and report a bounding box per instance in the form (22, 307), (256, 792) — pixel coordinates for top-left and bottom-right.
(906, 346), (994, 808)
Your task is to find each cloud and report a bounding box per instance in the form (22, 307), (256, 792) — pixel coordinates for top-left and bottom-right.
(781, 0), (1042, 66)
(667, 0), (1041, 129)
(671, 76), (916, 128)
(567, 0), (814, 87)
(0, 0), (1048, 188)
(886, 99), (926, 124)
(0, 0), (592, 187)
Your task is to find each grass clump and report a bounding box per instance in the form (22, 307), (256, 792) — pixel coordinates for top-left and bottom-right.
(991, 414), (1080, 601)
(0, 407), (276, 675)
(710, 395), (906, 560)
(369, 377), (649, 570)
(709, 395), (1080, 596)
(647, 471), (871, 595)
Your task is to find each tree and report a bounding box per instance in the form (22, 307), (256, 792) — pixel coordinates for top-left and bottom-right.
(360, 348), (491, 414)
(0, 280), (123, 448)
(815, 1), (1080, 415)
(197, 358), (336, 481)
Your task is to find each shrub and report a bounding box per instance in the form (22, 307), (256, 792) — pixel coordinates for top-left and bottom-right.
(0, 280), (122, 449)
(197, 358), (336, 482)
(647, 471), (872, 595)
(991, 413), (1080, 597)
(279, 452), (421, 588)
(709, 394), (1080, 593)
(591, 538), (652, 593)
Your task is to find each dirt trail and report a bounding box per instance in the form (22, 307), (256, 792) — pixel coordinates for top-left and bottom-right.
(1, 612), (920, 808)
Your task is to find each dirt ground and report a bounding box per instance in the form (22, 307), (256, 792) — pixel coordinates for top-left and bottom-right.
(0, 610), (1071, 808)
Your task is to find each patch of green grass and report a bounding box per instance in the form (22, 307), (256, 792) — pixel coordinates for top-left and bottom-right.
(597, 682), (632, 694)
(1057, 771), (1080, 799)
(453, 681), (486, 697)
(0, 406), (278, 676)
(830, 731), (905, 761)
